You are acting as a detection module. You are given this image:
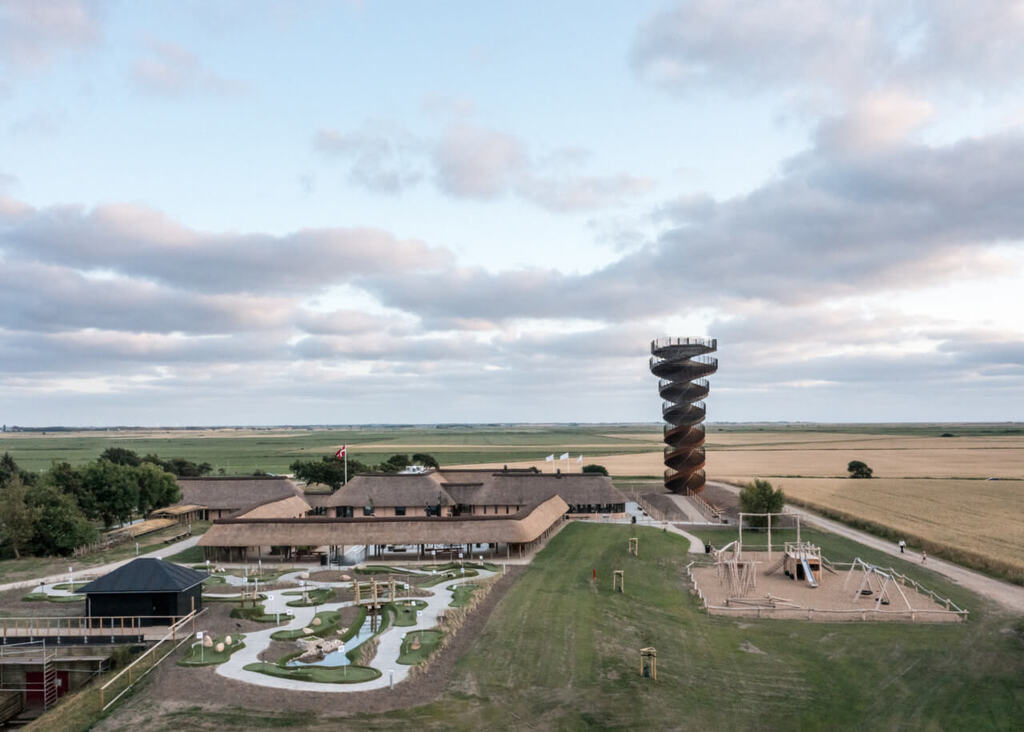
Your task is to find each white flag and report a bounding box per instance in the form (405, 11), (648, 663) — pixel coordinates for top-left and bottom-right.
(545, 454), (554, 462)
(578, 454), (583, 463)
(559, 452), (569, 460)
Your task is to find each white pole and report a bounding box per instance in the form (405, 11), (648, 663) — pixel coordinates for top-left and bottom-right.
(767, 513), (772, 561)
(344, 448), (348, 485)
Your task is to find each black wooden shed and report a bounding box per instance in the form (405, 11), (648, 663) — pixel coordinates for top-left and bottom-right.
(76, 558), (207, 624)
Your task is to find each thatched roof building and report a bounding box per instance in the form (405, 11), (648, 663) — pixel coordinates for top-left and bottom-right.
(172, 476), (304, 519)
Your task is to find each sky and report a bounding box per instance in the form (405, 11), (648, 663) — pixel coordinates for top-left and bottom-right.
(1, 0), (1022, 427)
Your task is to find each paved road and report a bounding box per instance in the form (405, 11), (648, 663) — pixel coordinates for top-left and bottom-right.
(708, 481), (1024, 614)
(0, 535), (202, 594)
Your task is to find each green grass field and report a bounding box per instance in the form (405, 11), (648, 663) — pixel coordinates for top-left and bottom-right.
(0, 425), (659, 474)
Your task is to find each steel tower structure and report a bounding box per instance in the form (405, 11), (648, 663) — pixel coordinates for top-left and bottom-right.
(650, 337), (718, 494)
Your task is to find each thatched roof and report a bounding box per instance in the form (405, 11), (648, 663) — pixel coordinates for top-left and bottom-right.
(199, 495), (568, 548)
(234, 494), (311, 519)
(316, 469), (622, 510)
(444, 472), (624, 507)
(175, 476), (302, 511)
(319, 473), (454, 508)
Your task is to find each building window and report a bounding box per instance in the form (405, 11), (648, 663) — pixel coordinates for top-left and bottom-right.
(395, 506), (406, 516)
(363, 505), (375, 516)
(506, 505), (510, 514)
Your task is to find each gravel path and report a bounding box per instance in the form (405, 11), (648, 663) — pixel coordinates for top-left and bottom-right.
(708, 480), (1024, 613)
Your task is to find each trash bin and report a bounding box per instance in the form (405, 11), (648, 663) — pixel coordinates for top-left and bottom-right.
(320, 554), (328, 566)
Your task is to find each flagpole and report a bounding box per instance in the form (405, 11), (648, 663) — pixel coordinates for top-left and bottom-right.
(344, 448), (348, 485)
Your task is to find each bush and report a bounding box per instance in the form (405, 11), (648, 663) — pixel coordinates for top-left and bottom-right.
(581, 464), (609, 476)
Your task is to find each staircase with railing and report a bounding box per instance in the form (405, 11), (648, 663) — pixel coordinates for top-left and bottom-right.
(650, 337), (717, 495)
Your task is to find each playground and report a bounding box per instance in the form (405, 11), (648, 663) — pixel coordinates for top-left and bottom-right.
(688, 513), (966, 622)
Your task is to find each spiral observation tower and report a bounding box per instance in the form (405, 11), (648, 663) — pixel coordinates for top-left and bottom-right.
(650, 337), (717, 495)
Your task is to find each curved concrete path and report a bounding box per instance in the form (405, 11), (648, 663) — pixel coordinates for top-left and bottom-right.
(215, 569), (494, 692)
(708, 480), (1024, 613)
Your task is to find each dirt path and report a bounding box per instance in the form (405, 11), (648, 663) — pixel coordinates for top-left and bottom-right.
(707, 481), (1024, 614)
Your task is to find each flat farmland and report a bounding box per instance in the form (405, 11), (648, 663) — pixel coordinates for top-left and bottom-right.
(775, 477), (1024, 580)
(0, 425), (661, 475)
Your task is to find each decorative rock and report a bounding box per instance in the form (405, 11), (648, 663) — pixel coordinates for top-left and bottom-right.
(224, 634), (232, 645)
(215, 642), (225, 653)
(341, 574), (351, 581)
(312, 617), (322, 626)
(410, 636), (422, 651)
(203, 635), (214, 647)
(302, 627), (314, 635)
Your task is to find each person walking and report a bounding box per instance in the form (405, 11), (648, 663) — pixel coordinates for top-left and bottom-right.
(898, 539), (906, 554)
(921, 549), (927, 563)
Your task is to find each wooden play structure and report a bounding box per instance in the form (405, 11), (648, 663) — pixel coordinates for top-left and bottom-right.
(780, 542), (822, 588)
(628, 537), (638, 557)
(613, 570), (625, 593)
(713, 541), (757, 597)
(843, 558), (913, 612)
(640, 647), (657, 680)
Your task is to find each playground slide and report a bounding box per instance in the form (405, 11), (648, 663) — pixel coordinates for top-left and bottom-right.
(801, 557), (818, 588)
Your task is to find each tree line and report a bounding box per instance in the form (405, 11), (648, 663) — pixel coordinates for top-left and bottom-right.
(0, 448), (190, 559)
(290, 452), (439, 491)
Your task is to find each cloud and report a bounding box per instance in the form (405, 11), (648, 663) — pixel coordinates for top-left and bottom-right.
(314, 126), (423, 194)
(314, 120), (654, 212)
(362, 131), (1024, 320)
(630, 0), (1024, 98)
(132, 39), (245, 97)
(815, 91), (934, 152)
(432, 123), (527, 198)
(0, 0), (101, 72)
(0, 199), (454, 294)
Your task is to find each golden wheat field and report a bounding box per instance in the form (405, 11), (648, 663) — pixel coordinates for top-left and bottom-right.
(774, 477), (1024, 575)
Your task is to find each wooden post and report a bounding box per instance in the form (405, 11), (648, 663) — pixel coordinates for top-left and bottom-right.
(628, 537), (638, 557)
(767, 513), (772, 561)
(613, 570), (624, 593)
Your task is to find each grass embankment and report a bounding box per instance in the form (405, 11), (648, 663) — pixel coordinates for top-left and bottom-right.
(21, 593), (84, 603)
(178, 635), (246, 666)
(397, 630), (444, 665)
(448, 584), (479, 607)
(369, 523), (1023, 730)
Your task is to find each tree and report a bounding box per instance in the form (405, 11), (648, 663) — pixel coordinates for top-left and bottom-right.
(0, 452), (36, 487)
(26, 485), (97, 556)
(141, 454), (212, 477)
(290, 455), (368, 491)
(81, 460), (139, 527)
(738, 478), (785, 527)
(377, 454), (411, 473)
(411, 453), (439, 469)
(134, 463), (181, 515)
(581, 464), (609, 476)
(0, 476), (40, 559)
(100, 447), (141, 466)
(847, 460), (873, 479)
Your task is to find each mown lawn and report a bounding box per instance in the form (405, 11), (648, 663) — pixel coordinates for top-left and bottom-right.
(355, 523), (1024, 730)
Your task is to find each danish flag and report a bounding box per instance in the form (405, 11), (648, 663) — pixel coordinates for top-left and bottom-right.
(335, 445), (347, 460)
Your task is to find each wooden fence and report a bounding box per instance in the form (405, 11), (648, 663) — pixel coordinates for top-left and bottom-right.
(99, 610), (199, 711)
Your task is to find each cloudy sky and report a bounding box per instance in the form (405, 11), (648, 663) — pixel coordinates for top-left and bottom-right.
(1, 1), (1022, 426)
